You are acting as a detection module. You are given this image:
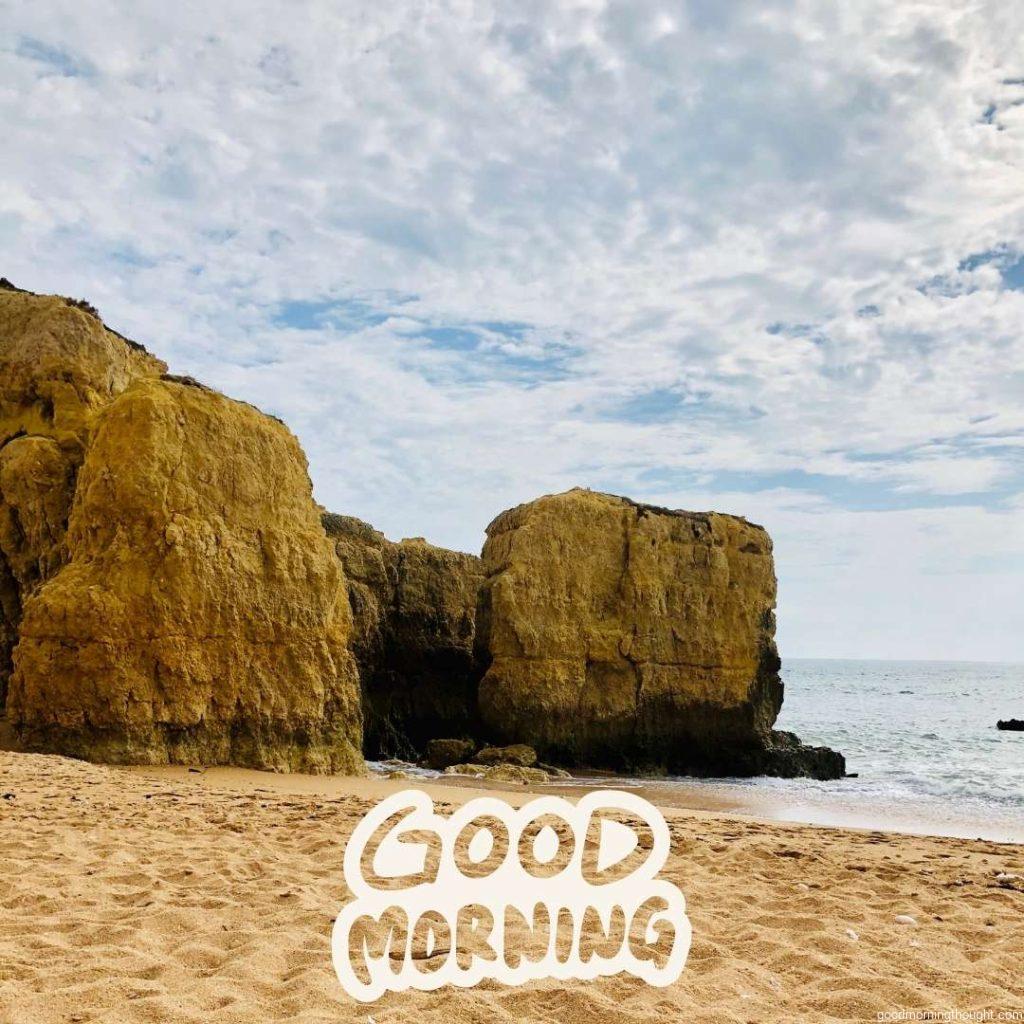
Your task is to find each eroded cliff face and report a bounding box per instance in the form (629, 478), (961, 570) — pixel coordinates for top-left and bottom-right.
(0, 283), (166, 705)
(1, 285), (362, 772)
(476, 488), (843, 778)
(0, 281), (166, 447)
(323, 513), (482, 759)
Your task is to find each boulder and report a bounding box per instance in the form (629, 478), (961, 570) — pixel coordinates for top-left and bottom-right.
(475, 743), (537, 767)
(476, 488), (844, 779)
(481, 763), (549, 785)
(324, 513), (483, 758)
(424, 737), (478, 770)
(997, 719), (1024, 732)
(442, 762), (549, 785)
(762, 730), (845, 779)
(2, 286), (363, 772)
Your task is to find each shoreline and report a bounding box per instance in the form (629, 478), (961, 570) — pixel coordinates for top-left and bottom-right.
(121, 759), (1024, 846)
(6, 704), (1020, 845)
(552, 775), (1024, 846)
(370, 761), (1024, 846)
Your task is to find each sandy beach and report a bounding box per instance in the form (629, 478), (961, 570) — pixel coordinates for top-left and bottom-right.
(1, 750), (1022, 1024)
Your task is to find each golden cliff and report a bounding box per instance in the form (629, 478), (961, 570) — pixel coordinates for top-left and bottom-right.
(0, 281), (166, 707)
(476, 488), (844, 778)
(0, 282), (362, 771)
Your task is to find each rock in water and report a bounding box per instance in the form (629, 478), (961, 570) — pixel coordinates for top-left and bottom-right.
(1, 286), (363, 772)
(997, 719), (1024, 731)
(476, 488), (844, 779)
(324, 513), (482, 759)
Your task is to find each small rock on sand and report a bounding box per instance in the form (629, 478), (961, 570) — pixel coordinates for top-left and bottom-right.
(894, 915), (917, 926)
(475, 744), (538, 768)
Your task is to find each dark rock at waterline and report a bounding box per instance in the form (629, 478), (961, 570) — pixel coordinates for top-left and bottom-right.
(760, 731), (847, 780)
(997, 719), (1024, 732)
(423, 737), (477, 770)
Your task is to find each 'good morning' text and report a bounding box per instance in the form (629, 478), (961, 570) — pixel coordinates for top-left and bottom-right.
(331, 790), (691, 1001)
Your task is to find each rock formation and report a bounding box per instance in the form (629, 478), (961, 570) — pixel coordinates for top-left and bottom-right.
(323, 513), (482, 758)
(0, 281), (167, 707)
(424, 738), (477, 769)
(0, 281), (843, 782)
(1, 284), (362, 772)
(476, 488), (844, 779)
(475, 743), (537, 767)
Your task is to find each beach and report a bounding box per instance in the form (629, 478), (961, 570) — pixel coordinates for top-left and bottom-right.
(1, 750), (1022, 1024)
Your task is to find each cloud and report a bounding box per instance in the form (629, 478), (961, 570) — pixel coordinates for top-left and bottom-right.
(3, 0), (1023, 658)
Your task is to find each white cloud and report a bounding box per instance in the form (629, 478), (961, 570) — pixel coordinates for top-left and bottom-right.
(2, 0), (1023, 658)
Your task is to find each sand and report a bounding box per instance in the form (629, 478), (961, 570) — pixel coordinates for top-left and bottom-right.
(1, 751), (1022, 1024)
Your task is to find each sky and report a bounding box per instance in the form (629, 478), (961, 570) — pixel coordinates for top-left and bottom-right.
(3, 0), (1024, 661)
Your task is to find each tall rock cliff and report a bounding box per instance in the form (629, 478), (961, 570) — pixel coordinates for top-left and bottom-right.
(476, 488), (843, 778)
(0, 281), (166, 706)
(0, 284), (363, 772)
(323, 513), (482, 759)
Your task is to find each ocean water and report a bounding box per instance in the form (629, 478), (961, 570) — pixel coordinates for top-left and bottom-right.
(779, 659), (1024, 807)
(650, 658), (1024, 842)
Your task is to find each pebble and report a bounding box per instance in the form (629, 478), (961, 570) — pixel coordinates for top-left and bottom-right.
(894, 914), (917, 926)
(845, 928), (859, 941)
(794, 882), (810, 891)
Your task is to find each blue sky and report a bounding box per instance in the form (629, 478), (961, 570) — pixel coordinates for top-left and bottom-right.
(3, 0), (1024, 659)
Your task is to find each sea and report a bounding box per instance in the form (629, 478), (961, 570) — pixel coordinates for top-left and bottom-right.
(372, 658), (1024, 843)
(609, 659), (1024, 844)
